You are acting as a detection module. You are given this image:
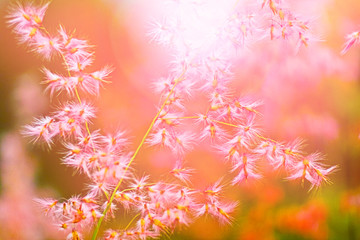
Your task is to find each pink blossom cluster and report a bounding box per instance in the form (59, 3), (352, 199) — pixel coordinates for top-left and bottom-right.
(7, 1), (341, 239)
(146, 0), (336, 188)
(7, 2), (111, 95)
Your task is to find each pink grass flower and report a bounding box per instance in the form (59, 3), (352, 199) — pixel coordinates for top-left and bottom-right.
(101, 130), (129, 153)
(287, 153), (337, 189)
(67, 53), (94, 72)
(261, 0), (281, 14)
(161, 207), (192, 227)
(22, 116), (55, 145)
(171, 132), (195, 155)
(66, 230), (82, 240)
(155, 111), (181, 128)
(7, 2), (49, 43)
(271, 139), (304, 170)
(130, 175), (151, 191)
(104, 229), (120, 240)
(35, 198), (58, 215)
(235, 97), (262, 112)
(196, 200), (238, 225)
(42, 68), (76, 96)
(256, 139), (283, 163)
(236, 121), (262, 143)
(231, 153), (262, 184)
(341, 31), (360, 55)
(148, 18), (179, 46)
(213, 201), (238, 225)
(147, 128), (173, 148)
(76, 130), (102, 151)
(87, 181), (113, 198)
(203, 179), (224, 203)
(89, 66), (113, 85)
(58, 27), (92, 61)
(220, 134), (252, 162)
(200, 122), (228, 141)
(7, 2), (49, 27)
(170, 161), (194, 184)
(55, 102), (96, 125)
(32, 33), (61, 59)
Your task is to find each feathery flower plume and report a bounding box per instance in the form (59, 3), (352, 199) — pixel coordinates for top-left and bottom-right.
(7, 1), (338, 239)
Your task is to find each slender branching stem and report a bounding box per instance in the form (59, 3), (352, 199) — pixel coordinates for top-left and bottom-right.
(91, 68), (186, 239)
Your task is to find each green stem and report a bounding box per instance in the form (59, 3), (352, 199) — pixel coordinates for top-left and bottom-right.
(124, 213), (141, 231)
(91, 70), (185, 239)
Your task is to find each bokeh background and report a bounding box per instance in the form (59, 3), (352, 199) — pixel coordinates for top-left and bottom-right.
(0, 0), (360, 239)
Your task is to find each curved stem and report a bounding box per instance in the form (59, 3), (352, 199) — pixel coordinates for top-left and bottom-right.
(124, 213), (141, 231)
(91, 69), (186, 239)
(210, 119), (240, 128)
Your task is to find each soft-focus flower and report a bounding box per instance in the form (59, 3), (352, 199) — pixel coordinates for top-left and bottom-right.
(341, 31), (360, 55)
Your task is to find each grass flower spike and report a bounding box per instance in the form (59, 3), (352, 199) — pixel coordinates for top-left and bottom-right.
(6, 1), (340, 239)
